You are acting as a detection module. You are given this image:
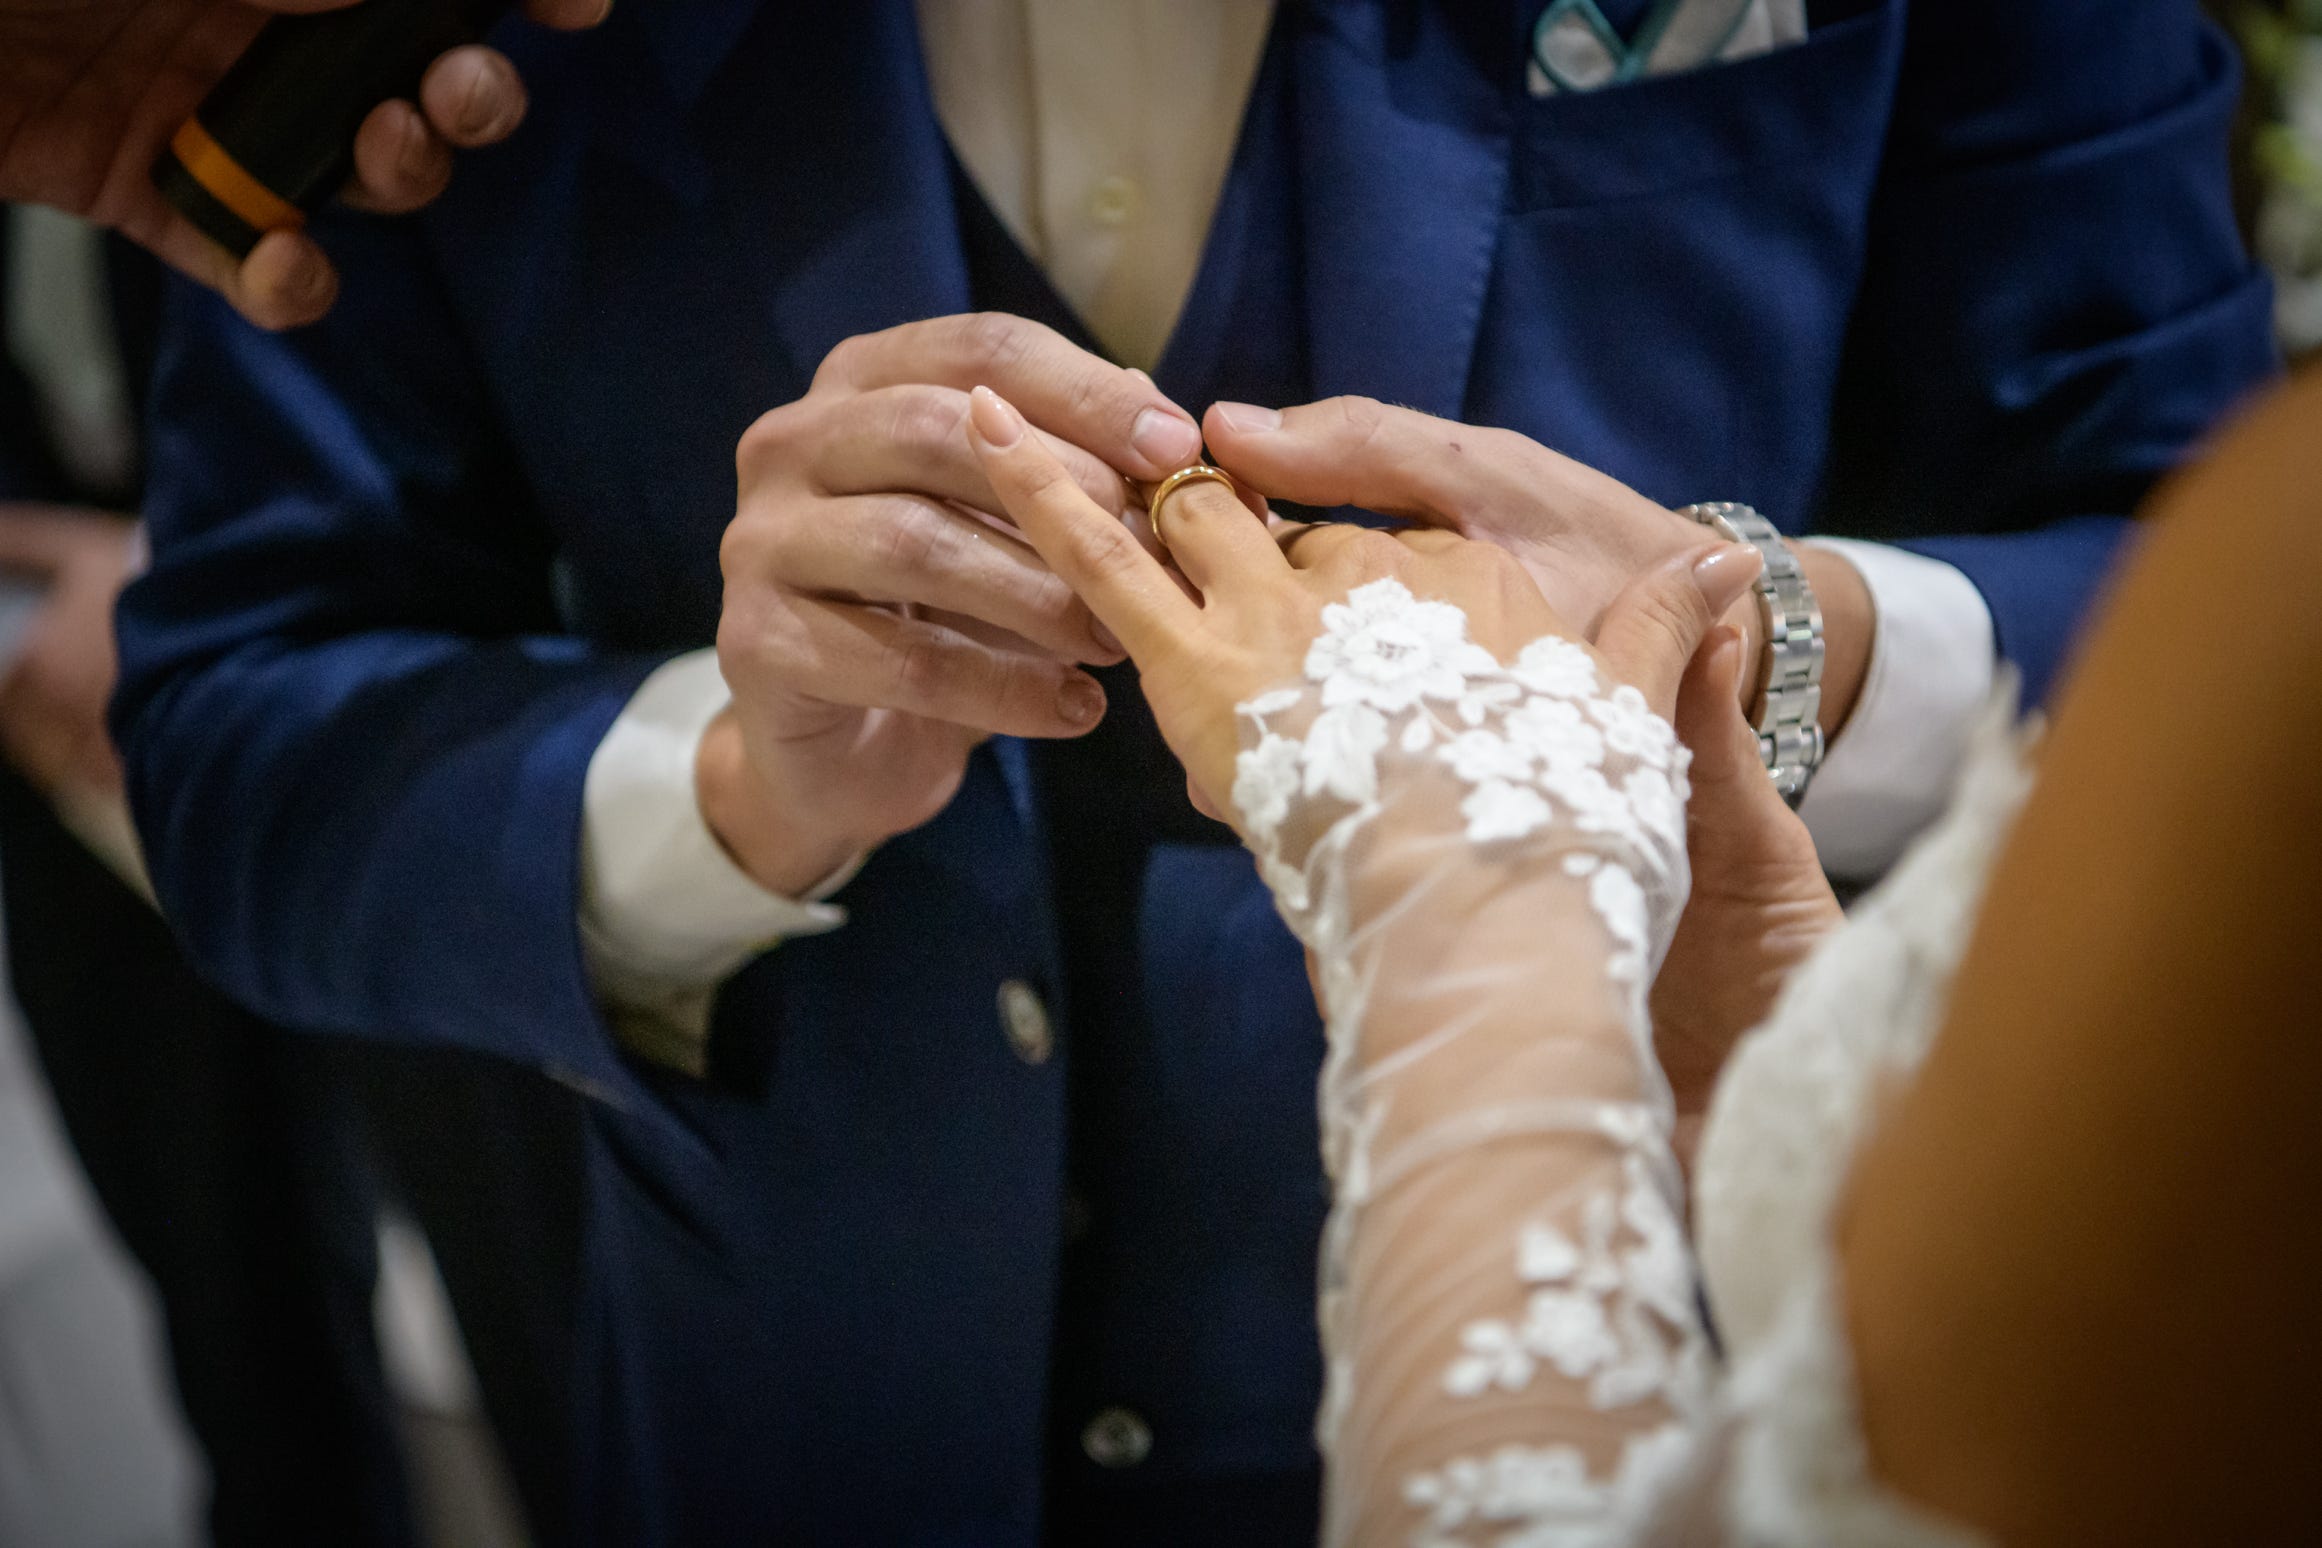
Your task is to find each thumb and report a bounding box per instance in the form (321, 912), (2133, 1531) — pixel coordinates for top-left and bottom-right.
(1675, 626), (1766, 791)
(1595, 544), (1761, 715)
(1202, 396), (1493, 522)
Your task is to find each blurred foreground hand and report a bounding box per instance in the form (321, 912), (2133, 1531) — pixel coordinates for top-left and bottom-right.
(0, 507), (135, 799)
(0, 0), (607, 329)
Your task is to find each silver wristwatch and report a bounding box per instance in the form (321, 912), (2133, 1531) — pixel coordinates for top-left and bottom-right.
(1677, 502), (1825, 807)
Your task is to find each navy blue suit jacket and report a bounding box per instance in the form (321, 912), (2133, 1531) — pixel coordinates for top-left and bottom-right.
(115, 1), (2273, 1542)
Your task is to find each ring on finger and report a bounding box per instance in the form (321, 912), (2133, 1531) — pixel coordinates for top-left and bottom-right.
(1144, 464), (1238, 554)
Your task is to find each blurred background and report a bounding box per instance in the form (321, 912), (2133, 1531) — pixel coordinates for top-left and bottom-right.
(0, 7), (2316, 1546)
(2236, 0), (2322, 354)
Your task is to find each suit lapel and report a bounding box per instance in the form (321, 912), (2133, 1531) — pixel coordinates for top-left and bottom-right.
(614, 0), (1025, 815)
(1292, 1), (1516, 419)
(616, 0), (1518, 418)
(627, 0), (972, 382)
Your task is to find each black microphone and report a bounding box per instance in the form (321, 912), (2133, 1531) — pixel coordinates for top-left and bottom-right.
(152, 0), (512, 260)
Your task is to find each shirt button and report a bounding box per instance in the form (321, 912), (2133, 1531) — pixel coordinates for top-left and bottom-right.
(1085, 175), (1141, 229)
(996, 978), (1053, 1066)
(1080, 1407), (1153, 1469)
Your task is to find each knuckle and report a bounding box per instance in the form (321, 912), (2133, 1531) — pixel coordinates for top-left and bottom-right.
(1633, 584), (1705, 652)
(717, 513), (763, 584)
(889, 388), (969, 456)
(735, 403), (805, 481)
(1057, 362), (1117, 429)
(1327, 395), (1391, 452)
(873, 500), (957, 576)
(1010, 453), (1079, 514)
(959, 311), (1041, 375)
(720, 491), (802, 581)
(1022, 565), (1081, 625)
(889, 631), (963, 702)
(1344, 528), (1409, 576)
(1071, 517), (1146, 586)
(715, 600), (791, 684)
(812, 330), (871, 389)
(713, 609), (753, 673)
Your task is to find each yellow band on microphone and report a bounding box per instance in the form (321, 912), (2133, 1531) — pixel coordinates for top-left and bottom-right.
(169, 118), (305, 236)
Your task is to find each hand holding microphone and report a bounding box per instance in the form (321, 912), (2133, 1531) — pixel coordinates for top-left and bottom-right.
(0, 0), (606, 330)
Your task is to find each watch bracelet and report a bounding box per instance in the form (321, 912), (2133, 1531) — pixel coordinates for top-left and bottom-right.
(1677, 502), (1825, 805)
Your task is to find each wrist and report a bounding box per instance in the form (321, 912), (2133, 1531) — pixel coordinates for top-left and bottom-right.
(1796, 544), (1872, 741)
(695, 708), (873, 898)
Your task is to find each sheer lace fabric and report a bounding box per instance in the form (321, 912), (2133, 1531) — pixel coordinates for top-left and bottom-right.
(1231, 580), (2028, 1548)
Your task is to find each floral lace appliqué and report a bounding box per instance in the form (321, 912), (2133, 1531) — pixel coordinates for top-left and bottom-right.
(1235, 579), (1688, 889)
(1230, 579), (1706, 1548)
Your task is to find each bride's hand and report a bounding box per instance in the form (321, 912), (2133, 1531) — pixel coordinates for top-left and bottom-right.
(965, 386), (1763, 830)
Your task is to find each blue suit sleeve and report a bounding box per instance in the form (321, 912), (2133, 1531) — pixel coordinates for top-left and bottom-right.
(1816, 0), (2278, 704)
(113, 218), (662, 1089)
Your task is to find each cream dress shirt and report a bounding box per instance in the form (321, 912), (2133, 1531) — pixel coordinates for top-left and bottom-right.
(577, 0), (1998, 1044)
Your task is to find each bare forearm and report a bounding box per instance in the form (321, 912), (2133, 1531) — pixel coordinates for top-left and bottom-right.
(1837, 367), (2322, 1545)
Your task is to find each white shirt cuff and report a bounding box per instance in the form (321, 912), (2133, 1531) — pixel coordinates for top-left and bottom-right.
(1794, 539), (1997, 882)
(579, 651), (857, 1056)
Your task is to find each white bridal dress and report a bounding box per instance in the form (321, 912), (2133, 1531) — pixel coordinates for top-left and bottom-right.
(1233, 579), (2030, 1548)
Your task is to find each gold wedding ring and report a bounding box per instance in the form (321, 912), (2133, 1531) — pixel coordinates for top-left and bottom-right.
(1145, 464), (1238, 554)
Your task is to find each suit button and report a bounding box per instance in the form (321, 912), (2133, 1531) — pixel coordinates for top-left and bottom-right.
(996, 979), (1053, 1066)
(1080, 1407), (1152, 1469)
(1085, 175), (1141, 228)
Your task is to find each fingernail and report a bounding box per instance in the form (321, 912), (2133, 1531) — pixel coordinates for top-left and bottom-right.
(969, 385), (1024, 448)
(401, 110), (434, 177)
(1690, 543), (1762, 615)
(460, 57), (513, 138)
(1058, 678), (1105, 727)
(1089, 618), (1123, 657)
(1131, 408), (1201, 470)
(291, 250), (337, 310)
(1212, 401), (1280, 435)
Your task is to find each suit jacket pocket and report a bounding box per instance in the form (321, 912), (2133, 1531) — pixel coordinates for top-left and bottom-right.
(1510, 1), (1895, 210)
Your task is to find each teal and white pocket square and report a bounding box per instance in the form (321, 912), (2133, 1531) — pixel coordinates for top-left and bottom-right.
(1528, 0), (1807, 97)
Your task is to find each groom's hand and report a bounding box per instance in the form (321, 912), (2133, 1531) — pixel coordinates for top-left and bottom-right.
(1202, 396), (1873, 736)
(703, 314), (1203, 897)
(1656, 626), (1842, 1152)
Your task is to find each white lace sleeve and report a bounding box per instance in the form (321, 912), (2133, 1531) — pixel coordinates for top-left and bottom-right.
(1239, 579), (2003, 1548)
(1232, 578), (1704, 1546)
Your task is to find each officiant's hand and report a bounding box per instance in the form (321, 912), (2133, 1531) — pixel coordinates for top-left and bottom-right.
(702, 314), (1204, 897)
(0, 0), (607, 330)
